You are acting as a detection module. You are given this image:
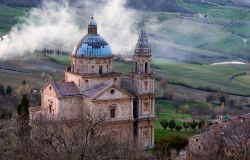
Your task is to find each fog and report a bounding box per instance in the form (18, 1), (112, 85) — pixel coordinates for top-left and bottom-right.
(0, 0), (233, 63)
(0, 0), (139, 59)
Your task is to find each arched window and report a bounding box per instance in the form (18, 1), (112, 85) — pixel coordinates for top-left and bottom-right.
(99, 65), (103, 75)
(145, 62), (148, 74)
(48, 100), (53, 114)
(144, 81), (148, 90)
(86, 80), (89, 88)
(109, 105), (116, 118)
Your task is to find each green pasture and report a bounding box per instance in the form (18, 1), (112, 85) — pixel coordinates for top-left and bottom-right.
(154, 100), (197, 141)
(176, 0), (250, 20)
(158, 19), (228, 47)
(153, 58), (250, 95)
(226, 23), (250, 37)
(47, 54), (71, 66)
(0, 4), (26, 36)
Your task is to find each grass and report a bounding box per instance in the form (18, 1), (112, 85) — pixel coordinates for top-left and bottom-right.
(176, 0), (250, 20)
(0, 4), (26, 36)
(154, 100), (197, 141)
(226, 23), (250, 37)
(47, 54), (71, 66)
(153, 58), (250, 95)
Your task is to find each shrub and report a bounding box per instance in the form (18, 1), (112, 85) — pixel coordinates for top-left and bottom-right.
(160, 120), (169, 130)
(154, 136), (188, 158)
(169, 120), (176, 131)
(175, 125), (182, 132)
(6, 86), (12, 96)
(0, 84), (5, 96)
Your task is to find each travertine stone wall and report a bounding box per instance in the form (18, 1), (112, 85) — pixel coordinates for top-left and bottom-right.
(138, 96), (155, 118)
(133, 56), (152, 74)
(65, 72), (121, 92)
(71, 57), (113, 74)
(133, 75), (154, 95)
(89, 99), (133, 121)
(58, 97), (82, 117)
(138, 120), (154, 148)
(42, 84), (60, 114)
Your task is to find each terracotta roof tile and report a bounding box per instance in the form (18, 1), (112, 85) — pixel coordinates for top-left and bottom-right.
(82, 82), (112, 98)
(53, 82), (80, 97)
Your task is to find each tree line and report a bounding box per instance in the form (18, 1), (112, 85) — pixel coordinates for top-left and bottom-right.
(160, 119), (206, 133)
(0, 84), (12, 96)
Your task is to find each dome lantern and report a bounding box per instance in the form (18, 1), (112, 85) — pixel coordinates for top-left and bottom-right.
(88, 16), (97, 34)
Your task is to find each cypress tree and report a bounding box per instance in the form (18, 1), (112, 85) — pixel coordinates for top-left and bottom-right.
(6, 86), (12, 96)
(17, 95), (30, 136)
(0, 84), (5, 96)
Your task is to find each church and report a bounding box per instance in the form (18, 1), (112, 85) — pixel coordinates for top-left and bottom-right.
(29, 17), (155, 148)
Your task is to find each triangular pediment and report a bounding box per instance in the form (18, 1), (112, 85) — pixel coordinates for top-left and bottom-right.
(42, 81), (59, 97)
(93, 85), (133, 101)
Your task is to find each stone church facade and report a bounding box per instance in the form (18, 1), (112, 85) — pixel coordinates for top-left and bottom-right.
(29, 17), (155, 148)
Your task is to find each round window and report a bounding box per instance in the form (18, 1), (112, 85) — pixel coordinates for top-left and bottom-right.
(110, 89), (115, 95)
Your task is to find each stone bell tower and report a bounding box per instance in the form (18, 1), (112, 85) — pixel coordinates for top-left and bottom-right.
(130, 28), (155, 148)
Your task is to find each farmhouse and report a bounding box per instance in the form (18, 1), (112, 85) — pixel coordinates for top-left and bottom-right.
(29, 17), (155, 148)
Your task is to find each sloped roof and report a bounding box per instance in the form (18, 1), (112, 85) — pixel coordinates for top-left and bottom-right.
(42, 80), (80, 98)
(55, 82), (80, 97)
(82, 82), (112, 99)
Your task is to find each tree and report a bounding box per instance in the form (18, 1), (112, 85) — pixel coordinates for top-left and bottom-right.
(160, 120), (169, 130)
(173, 100), (183, 113)
(0, 112), (150, 160)
(169, 120), (176, 131)
(154, 136), (188, 159)
(183, 122), (189, 131)
(0, 107), (12, 119)
(193, 121), (250, 160)
(0, 84), (5, 96)
(16, 80), (31, 98)
(198, 120), (205, 132)
(175, 125), (182, 132)
(5, 86), (12, 96)
(17, 95), (30, 136)
(206, 94), (214, 109)
(190, 120), (198, 132)
(179, 104), (188, 118)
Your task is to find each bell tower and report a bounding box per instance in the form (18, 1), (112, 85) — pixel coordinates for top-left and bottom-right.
(130, 28), (155, 148)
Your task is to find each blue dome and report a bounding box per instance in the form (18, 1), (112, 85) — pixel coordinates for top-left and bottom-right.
(72, 17), (113, 58)
(73, 34), (113, 58)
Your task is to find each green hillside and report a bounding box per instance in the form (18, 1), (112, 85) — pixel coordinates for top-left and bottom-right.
(47, 54), (250, 96)
(0, 4), (26, 36)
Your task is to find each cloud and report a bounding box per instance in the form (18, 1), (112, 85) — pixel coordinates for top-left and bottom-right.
(0, 0), (139, 59)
